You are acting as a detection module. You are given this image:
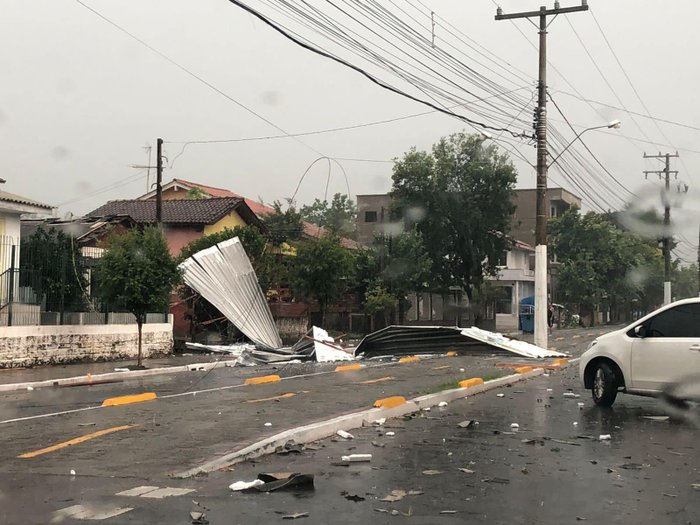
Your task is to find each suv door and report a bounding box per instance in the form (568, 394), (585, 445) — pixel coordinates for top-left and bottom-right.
(630, 303), (700, 392)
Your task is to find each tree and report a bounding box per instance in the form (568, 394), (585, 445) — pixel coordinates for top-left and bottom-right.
(391, 132), (517, 298)
(300, 193), (358, 238)
(673, 263), (699, 300)
(20, 227), (87, 312)
(363, 284), (396, 328)
(97, 227), (181, 366)
(293, 235), (354, 324)
(264, 200), (304, 245)
(550, 207), (665, 324)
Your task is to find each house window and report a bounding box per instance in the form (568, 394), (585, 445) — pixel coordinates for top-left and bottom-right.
(364, 211), (378, 223)
(496, 286), (513, 314)
(496, 251), (508, 267)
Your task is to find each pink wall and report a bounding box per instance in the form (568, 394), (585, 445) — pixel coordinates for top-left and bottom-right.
(164, 226), (203, 257)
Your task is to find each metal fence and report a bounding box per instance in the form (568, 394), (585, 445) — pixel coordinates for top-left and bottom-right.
(0, 234), (165, 327)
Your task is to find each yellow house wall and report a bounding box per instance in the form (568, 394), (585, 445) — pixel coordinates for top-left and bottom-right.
(203, 211), (246, 235)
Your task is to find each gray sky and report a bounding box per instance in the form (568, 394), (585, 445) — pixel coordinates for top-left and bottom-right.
(3, 1), (700, 260)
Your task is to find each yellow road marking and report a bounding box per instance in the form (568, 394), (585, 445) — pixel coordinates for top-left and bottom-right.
(357, 376), (394, 385)
(459, 378), (484, 388)
(373, 396), (406, 409)
(246, 392), (301, 404)
(102, 392), (157, 407)
(446, 351), (458, 357)
(244, 375), (281, 385)
(515, 366), (534, 374)
(18, 425), (134, 458)
(399, 356), (420, 363)
(335, 364), (362, 372)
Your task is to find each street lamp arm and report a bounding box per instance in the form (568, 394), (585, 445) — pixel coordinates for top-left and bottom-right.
(547, 120), (621, 168)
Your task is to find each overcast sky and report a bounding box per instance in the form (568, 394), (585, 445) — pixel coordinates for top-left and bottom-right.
(3, 1), (700, 260)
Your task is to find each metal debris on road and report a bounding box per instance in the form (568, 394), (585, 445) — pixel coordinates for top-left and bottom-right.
(229, 479), (265, 491)
(336, 430), (354, 439)
(422, 469), (443, 476)
(482, 477), (510, 484)
(281, 512), (309, 520)
(457, 420), (475, 428)
(599, 434), (612, 441)
(341, 454), (372, 462)
(458, 468), (475, 474)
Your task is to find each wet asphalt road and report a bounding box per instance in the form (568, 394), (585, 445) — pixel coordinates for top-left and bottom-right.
(131, 365), (698, 525)
(4, 326), (691, 524)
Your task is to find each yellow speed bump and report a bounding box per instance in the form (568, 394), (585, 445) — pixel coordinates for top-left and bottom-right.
(101, 392), (157, 407)
(399, 356), (420, 364)
(514, 366), (534, 374)
(244, 374), (281, 385)
(446, 351), (458, 357)
(458, 378), (484, 388)
(335, 363), (362, 372)
(373, 396), (406, 409)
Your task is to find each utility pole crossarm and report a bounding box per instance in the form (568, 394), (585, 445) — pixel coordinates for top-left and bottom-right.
(495, 4), (589, 20)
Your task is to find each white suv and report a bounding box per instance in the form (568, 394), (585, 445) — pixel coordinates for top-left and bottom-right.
(580, 298), (700, 406)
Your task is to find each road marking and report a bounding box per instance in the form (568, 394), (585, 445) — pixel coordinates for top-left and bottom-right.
(51, 504), (132, 521)
(459, 378), (484, 388)
(102, 392), (157, 407)
(515, 366), (535, 374)
(244, 374), (281, 385)
(335, 363), (362, 372)
(373, 396), (406, 408)
(246, 392), (298, 404)
(357, 376), (394, 385)
(18, 425), (134, 458)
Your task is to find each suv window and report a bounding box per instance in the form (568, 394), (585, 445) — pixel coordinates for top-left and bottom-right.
(645, 303), (700, 338)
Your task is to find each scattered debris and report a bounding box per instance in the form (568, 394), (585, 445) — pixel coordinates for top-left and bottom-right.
(281, 512), (309, 520)
(341, 454), (372, 463)
(642, 416), (670, 422)
(114, 368), (130, 372)
(440, 510), (457, 514)
(438, 401), (448, 407)
(577, 402), (585, 409)
(458, 468), (475, 474)
(275, 441), (305, 455)
(381, 490), (407, 502)
(510, 423), (520, 429)
(482, 477), (510, 484)
(336, 430), (354, 440)
(70, 469), (76, 477)
(618, 463), (644, 470)
(497, 393), (505, 398)
(26, 386), (34, 391)
(599, 434), (612, 441)
(458, 420), (475, 428)
(353, 325), (566, 358)
(264, 422), (273, 427)
(254, 473), (314, 492)
(371, 441), (385, 448)
(190, 511), (209, 525)
(563, 392), (580, 398)
(575, 517), (587, 521)
(341, 491), (365, 502)
(385, 431), (396, 437)
(422, 470), (443, 476)
(229, 479), (265, 492)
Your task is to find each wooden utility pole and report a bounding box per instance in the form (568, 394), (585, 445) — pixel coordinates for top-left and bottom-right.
(644, 152), (679, 305)
(496, 1), (588, 349)
(156, 138), (164, 226)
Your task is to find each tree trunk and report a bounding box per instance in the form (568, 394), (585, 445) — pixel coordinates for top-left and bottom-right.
(137, 318), (143, 367)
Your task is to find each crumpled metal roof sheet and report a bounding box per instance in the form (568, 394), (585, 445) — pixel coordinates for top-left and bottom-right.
(353, 325), (566, 359)
(180, 237), (283, 350)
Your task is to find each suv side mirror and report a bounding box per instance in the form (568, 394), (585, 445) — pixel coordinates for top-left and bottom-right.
(635, 324), (647, 338)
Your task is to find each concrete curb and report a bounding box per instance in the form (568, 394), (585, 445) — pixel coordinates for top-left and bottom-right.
(173, 366), (551, 478)
(0, 360), (238, 393)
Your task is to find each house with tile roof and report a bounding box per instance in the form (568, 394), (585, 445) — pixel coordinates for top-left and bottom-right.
(0, 190), (54, 325)
(138, 179), (360, 250)
(84, 197), (265, 256)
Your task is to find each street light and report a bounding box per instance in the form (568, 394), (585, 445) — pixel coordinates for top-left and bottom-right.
(548, 120), (621, 168)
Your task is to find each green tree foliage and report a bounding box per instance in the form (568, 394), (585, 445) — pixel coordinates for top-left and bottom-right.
(265, 200), (304, 245)
(363, 284), (396, 327)
(185, 187), (209, 199)
(300, 193), (358, 239)
(391, 132), (517, 298)
(674, 263), (699, 300)
(19, 227), (87, 312)
(97, 227), (181, 366)
(293, 235), (354, 323)
(550, 207), (664, 323)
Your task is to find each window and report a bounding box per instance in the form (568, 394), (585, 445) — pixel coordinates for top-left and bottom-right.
(644, 303), (700, 338)
(496, 286), (513, 314)
(364, 210), (377, 223)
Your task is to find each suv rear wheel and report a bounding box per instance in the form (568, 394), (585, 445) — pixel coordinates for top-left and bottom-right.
(592, 362), (618, 406)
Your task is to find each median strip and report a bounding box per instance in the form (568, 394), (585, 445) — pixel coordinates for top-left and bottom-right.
(458, 378), (484, 388)
(18, 425), (134, 458)
(102, 392), (157, 407)
(335, 364), (362, 372)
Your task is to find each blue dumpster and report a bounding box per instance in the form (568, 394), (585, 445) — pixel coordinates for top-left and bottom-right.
(519, 296), (535, 333)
